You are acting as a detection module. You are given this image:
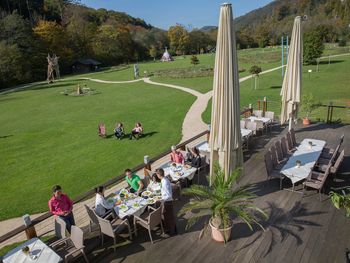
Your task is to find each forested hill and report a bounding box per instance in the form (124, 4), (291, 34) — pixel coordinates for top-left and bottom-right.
(234, 0), (350, 48)
(0, 0), (168, 88)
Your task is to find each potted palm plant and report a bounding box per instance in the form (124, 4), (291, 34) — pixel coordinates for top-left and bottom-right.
(301, 93), (319, 125)
(330, 190), (350, 217)
(178, 166), (267, 243)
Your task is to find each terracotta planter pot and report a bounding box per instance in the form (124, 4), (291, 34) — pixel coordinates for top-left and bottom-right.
(303, 118), (311, 125)
(209, 219), (233, 243)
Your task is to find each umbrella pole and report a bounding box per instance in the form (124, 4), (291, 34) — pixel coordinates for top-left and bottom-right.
(288, 117), (292, 131)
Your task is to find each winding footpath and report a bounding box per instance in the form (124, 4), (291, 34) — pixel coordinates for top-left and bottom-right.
(82, 65), (285, 142)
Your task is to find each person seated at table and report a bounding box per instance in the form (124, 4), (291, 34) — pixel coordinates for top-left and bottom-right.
(48, 185), (75, 233)
(147, 173), (161, 192)
(170, 145), (184, 165)
(129, 122), (143, 140)
(124, 168), (144, 195)
(94, 186), (114, 217)
(155, 168), (177, 235)
(186, 147), (202, 168)
(114, 122), (124, 140)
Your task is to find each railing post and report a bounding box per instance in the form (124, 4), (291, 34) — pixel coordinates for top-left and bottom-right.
(25, 225), (37, 240)
(329, 102), (334, 124)
(207, 125), (211, 142)
(143, 156), (151, 176)
(257, 99), (261, 111)
(23, 215), (37, 240)
(263, 97), (267, 116)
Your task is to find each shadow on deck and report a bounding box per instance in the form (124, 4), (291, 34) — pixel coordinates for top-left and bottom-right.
(73, 123), (350, 263)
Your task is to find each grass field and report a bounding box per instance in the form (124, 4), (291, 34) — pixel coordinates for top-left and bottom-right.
(0, 80), (195, 220)
(202, 54), (350, 124)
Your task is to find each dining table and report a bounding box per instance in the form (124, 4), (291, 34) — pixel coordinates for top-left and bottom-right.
(160, 162), (197, 182)
(2, 238), (62, 263)
(247, 116), (271, 124)
(280, 138), (326, 191)
(112, 188), (161, 219)
(196, 128), (253, 154)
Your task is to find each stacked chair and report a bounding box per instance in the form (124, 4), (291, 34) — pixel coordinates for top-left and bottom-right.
(303, 134), (345, 201)
(264, 129), (298, 190)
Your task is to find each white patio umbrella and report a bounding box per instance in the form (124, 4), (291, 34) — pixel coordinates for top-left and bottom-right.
(280, 16), (305, 131)
(209, 3), (243, 182)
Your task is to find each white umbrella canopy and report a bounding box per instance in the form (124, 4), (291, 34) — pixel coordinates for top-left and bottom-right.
(209, 3), (243, 182)
(280, 16), (304, 130)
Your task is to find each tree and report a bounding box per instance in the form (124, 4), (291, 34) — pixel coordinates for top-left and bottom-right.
(93, 24), (133, 65)
(249, 65), (262, 90)
(0, 41), (28, 88)
(303, 30), (325, 64)
(190, 55), (199, 67)
(66, 14), (97, 58)
(168, 24), (190, 55)
(149, 45), (157, 61)
(188, 30), (213, 54)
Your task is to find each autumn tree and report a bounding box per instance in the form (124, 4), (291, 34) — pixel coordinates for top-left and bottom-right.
(168, 24), (190, 55)
(93, 24), (133, 65)
(149, 45), (157, 61)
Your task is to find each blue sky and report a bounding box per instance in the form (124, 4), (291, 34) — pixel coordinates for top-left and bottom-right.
(79, 0), (273, 30)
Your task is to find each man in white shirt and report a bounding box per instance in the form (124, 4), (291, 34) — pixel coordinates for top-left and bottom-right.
(156, 168), (177, 234)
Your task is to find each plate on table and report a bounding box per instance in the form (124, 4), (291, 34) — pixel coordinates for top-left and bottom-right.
(119, 188), (129, 195)
(128, 193), (137, 199)
(132, 203), (141, 209)
(117, 204), (129, 212)
(146, 198), (155, 205)
(177, 171), (184, 176)
(154, 195), (162, 201)
(142, 191), (152, 197)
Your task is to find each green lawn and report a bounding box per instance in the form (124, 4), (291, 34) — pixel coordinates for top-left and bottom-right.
(202, 54), (350, 124)
(0, 80), (195, 220)
(78, 48), (282, 84)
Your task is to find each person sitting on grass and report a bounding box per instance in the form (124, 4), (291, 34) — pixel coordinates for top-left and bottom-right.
(114, 122), (124, 140)
(124, 168), (144, 195)
(48, 185), (75, 233)
(95, 186), (114, 217)
(129, 122), (143, 140)
(170, 145), (184, 165)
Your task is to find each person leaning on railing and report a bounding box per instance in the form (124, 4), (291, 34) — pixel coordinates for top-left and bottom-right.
(48, 185), (75, 233)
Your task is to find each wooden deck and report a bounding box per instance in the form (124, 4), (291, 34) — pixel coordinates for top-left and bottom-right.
(72, 123), (350, 263)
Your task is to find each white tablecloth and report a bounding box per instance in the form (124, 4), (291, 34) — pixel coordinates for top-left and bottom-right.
(247, 116), (271, 124)
(114, 196), (148, 219)
(161, 163), (197, 181)
(196, 129), (253, 154)
(241, 128), (253, 138)
(3, 238), (62, 263)
(280, 138), (326, 184)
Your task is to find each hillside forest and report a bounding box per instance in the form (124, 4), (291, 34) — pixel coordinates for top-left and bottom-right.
(0, 0), (349, 89)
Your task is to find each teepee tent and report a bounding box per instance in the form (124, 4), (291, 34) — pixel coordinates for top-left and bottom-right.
(209, 3), (243, 182)
(280, 16), (305, 131)
(160, 47), (173, 62)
